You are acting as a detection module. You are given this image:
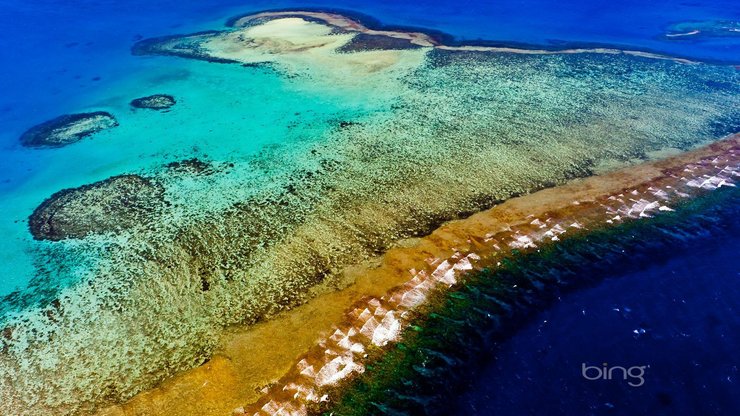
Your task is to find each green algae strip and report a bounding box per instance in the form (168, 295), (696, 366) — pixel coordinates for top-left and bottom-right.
(324, 186), (740, 416)
(2, 11), (740, 416)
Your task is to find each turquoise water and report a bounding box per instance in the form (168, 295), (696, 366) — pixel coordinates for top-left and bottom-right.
(0, 56), (381, 298)
(1, 1), (738, 297)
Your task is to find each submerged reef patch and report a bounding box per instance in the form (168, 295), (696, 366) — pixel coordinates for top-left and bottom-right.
(131, 31), (241, 64)
(3, 10), (740, 416)
(19, 112), (118, 148)
(130, 94), (176, 110)
(28, 175), (165, 241)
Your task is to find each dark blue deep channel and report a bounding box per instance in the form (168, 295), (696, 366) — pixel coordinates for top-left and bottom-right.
(453, 215), (740, 415)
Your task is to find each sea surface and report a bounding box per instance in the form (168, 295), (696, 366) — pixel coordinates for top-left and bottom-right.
(0, 0), (738, 415)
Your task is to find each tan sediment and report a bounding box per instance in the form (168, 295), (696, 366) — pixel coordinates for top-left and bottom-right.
(98, 134), (739, 416)
(199, 17), (429, 86)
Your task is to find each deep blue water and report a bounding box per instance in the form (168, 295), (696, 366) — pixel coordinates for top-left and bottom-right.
(454, 220), (740, 415)
(0, 0), (738, 149)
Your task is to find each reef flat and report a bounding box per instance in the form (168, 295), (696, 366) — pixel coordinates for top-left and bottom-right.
(19, 112), (118, 148)
(2, 10), (739, 416)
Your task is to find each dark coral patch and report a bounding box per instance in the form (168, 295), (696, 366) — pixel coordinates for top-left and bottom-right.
(29, 175), (165, 241)
(337, 33), (422, 53)
(338, 120), (361, 129)
(131, 94), (176, 110)
(20, 112), (118, 148)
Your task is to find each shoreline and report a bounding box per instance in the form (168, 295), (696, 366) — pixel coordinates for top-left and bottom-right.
(98, 134), (739, 416)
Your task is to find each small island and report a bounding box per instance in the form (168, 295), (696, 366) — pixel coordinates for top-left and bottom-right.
(130, 94), (177, 110)
(19, 111), (118, 148)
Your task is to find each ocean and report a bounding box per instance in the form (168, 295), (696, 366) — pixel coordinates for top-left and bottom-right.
(0, 1), (738, 415)
(326, 186), (740, 416)
(456, 223), (740, 416)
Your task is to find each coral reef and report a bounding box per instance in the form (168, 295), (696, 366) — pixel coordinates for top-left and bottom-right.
(2, 10), (740, 416)
(238, 138), (740, 416)
(164, 158), (215, 175)
(337, 33), (423, 52)
(131, 31), (240, 64)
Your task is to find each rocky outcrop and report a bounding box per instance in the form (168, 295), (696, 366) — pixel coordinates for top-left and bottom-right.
(29, 175), (165, 241)
(20, 112), (118, 148)
(131, 94), (177, 110)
